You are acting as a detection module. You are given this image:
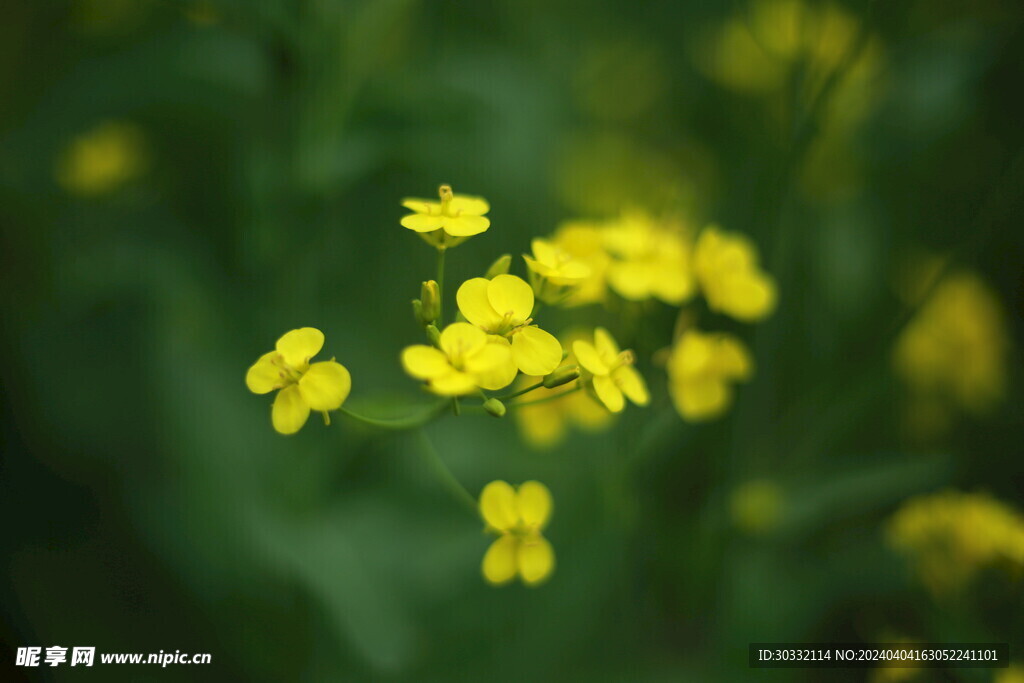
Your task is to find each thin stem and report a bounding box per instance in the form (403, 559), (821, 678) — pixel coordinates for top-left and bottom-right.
(498, 380), (544, 401)
(509, 384), (581, 408)
(416, 429), (478, 515)
(338, 403), (445, 430)
(436, 247), (447, 325)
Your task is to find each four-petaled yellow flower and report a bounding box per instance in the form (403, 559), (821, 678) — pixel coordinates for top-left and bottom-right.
(523, 238), (592, 305)
(456, 274), (563, 377)
(402, 322), (515, 395)
(602, 212), (695, 305)
(693, 225), (777, 321)
(573, 327), (649, 413)
(667, 329), (752, 420)
(246, 327), (352, 435)
(400, 184), (490, 248)
(480, 480), (555, 586)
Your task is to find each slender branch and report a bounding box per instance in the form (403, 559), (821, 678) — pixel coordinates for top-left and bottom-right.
(416, 429), (478, 515)
(509, 384), (581, 408)
(436, 247), (447, 325)
(338, 402), (446, 430)
(498, 380), (544, 401)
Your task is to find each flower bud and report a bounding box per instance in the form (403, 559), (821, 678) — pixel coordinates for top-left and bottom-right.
(543, 365), (580, 389)
(420, 280), (440, 324)
(412, 299), (423, 323)
(425, 324), (441, 347)
(483, 397), (506, 418)
(484, 254), (512, 279)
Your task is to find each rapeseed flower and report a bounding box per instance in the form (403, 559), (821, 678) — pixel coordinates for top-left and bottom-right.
(400, 184), (490, 248)
(480, 480), (555, 586)
(456, 274), (563, 376)
(667, 329), (752, 421)
(602, 212), (695, 305)
(246, 327), (352, 435)
(573, 327), (648, 413)
(693, 225), (777, 321)
(402, 322), (515, 395)
(523, 238), (592, 305)
(549, 221), (612, 306)
(56, 121), (147, 196)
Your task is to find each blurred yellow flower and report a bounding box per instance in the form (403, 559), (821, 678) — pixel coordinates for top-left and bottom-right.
(667, 329), (752, 421)
(730, 480), (784, 535)
(480, 480), (555, 586)
(514, 330), (613, 448)
(603, 212), (695, 305)
(573, 327), (648, 413)
(55, 121), (147, 196)
(693, 225), (777, 321)
(995, 665), (1024, 683)
(246, 327), (352, 435)
(549, 221), (613, 306)
(887, 490), (1024, 597)
(893, 269), (1009, 419)
(523, 238), (592, 305)
(400, 184), (490, 248)
(456, 274), (563, 376)
(401, 322), (515, 396)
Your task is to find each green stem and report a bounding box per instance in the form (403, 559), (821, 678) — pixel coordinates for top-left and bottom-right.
(436, 247), (447, 325)
(416, 429), (478, 515)
(498, 380), (544, 401)
(509, 384), (581, 408)
(338, 403), (445, 430)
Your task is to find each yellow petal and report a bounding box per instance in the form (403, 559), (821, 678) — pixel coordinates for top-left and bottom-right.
(517, 534), (555, 585)
(298, 361), (351, 411)
(275, 327), (324, 368)
(530, 238), (559, 267)
(438, 322), (487, 359)
(522, 253), (555, 278)
(592, 374), (625, 412)
(401, 198), (440, 213)
(615, 365), (649, 406)
(427, 370), (477, 395)
(449, 195), (489, 215)
(516, 404), (568, 448)
(465, 342), (517, 391)
(516, 481), (553, 529)
(246, 351), (284, 394)
(456, 278), (503, 330)
(443, 214), (490, 236)
(401, 213), (445, 232)
(482, 535), (518, 585)
(672, 377), (729, 420)
(607, 260), (654, 300)
(573, 340), (609, 375)
(401, 345), (451, 379)
(271, 384), (311, 434)
(593, 327), (620, 361)
(480, 480), (518, 531)
(487, 274), (534, 322)
(512, 326), (562, 376)
(717, 336), (754, 379)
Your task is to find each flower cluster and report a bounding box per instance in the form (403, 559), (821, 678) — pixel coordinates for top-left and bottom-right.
(244, 183), (777, 586)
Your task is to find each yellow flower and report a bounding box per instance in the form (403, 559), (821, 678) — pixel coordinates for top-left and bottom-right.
(246, 327), (352, 435)
(480, 480), (555, 586)
(573, 327), (649, 413)
(401, 322), (515, 396)
(893, 269), (1009, 418)
(514, 330), (614, 448)
(523, 238), (592, 305)
(400, 184), (490, 248)
(667, 330), (752, 421)
(693, 225), (777, 321)
(55, 121), (147, 196)
(456, 274), (563, 376)
(887, 490), (1024, 597)
(602, 212), (695, 304)
(549, 221), (613, 306)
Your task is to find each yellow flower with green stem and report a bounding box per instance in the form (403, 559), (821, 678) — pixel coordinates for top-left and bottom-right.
(402, 322), (515, 396)
(480, 480), (555, 586)
(246, 327), (352, 435)
(523, 237), (592, 305)
(456, 274), (563, 377)
(667, 329), (752, 421)
(573, 327), (649, 413)
(400, 184), (490, 248)
(693, 225), (777, 321)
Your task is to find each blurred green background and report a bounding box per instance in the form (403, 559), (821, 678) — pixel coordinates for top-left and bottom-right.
(2, 0), (1023, 681)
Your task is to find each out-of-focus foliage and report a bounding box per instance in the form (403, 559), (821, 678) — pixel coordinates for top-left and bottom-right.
(1, 0), (1023, 681)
